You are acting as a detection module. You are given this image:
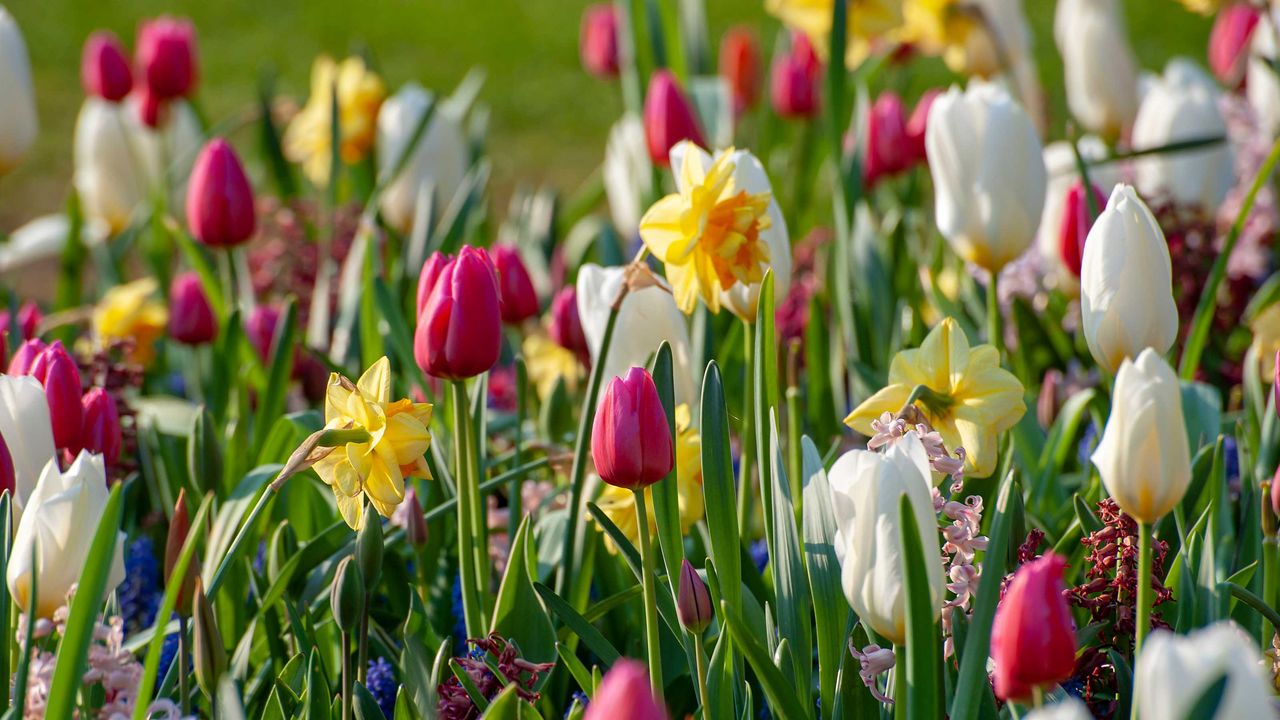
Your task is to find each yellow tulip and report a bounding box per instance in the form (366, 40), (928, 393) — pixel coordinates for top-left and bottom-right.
(313, 356), (433, 529)
(92, 278), (169, 365)
(765, 0), (904, 68)
(595, 404), (703, 552)
(845, 318), (1025, 477)
(283, 55), (387, 187)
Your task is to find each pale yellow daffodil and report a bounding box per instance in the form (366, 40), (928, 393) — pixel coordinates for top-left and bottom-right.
(283, 55), (387, 187)
(765, 0), (905, 68)
(92, 278), (169, 365)
(522, 333), (582, 401)
(313, 356), (433, 529)
(845, 318), (1025, 477)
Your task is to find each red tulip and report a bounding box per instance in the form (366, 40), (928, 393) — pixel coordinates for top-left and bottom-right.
(414, 246), (502, 380)
(187, 138), (256, 248)
(580, 4), (619, 79)
(549, 287), (589, 362)
(136, 16), (197, 101)
(0, 431), (12, 496)
(7, 337), (46, 376)
(720, 27), (762, 115)
(1209, 3), (1261, 90)
(81, 31), (133, 102)
(416, 251), (454, 317)
(492, 245), (539, 324)
(1057, 181), (1107, 278)
(0, 301), (42, 341)
(591, 366), (673, 489)
(169, 272), (218, 345)
(905, 88), (941, 166)
(863, 92), (912, 188)
(677, 559), (713, 633)
(245, 305), (280, 364)
(991, 553), (1076, 702)
(37, 342), (84, 450)
(644, 70), (706, 166)
(771, 34), (821, 119)
(583, 659), (668, 720)
(77, 387), (122, 465)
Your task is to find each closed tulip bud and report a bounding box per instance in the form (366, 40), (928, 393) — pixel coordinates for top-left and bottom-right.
(416, 251), (454, 317)
(643, 70), (706, 166)
(1056, 180), (1106, 279)
(0, 301), (40, 341)
(1209, 3), (1260, 90)
(770, 35), (820, 119)
(37, 342), (83, 449)
(245, 304), (281, 364)
(191, 577), (226, 699)
(862, 92), (911, 188)
(492, 245), (540, 324)
(1135, 622), (1273, 720)
(720, 27), (761, 115)
(677, 559), (712, 633)
(1092, 349), (1191, 524)
(549, 287), (589, 362)
(414, 246), (502, 380)
(186, 138), (256, 248)
(5, 337), (42, 376)
(925, 82), (1047, 272)
(135, 16), (197, 101)
(0, 7), (38, 177)
(580, 4), (619, 79)
(77, 387), (121, 465)
(164, 489), (196, 615)
(0, 433), (11, 496)
(591, 367), (673, 489)
(1079, 185), (1179, 373)
(168, 271), (217, 345)
(828, 434), (943, 645)
(905, 89), (940, 166)
(1055, 0), (1139, 140)
(583, 659), (669, 720)
(355, 514), (384, 594)
(329, 555), (365, 634)
(1270, 465), (1280, 529)
(81, 31), (132, 102)
(402, 487), (428, 549)
(991, 553), (1076, 701)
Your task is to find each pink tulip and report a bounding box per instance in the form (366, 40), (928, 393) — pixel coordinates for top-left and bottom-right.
(0, 301), (42, 341)
(580, 4), (619, 79)
(549, 287), (589, 362)
(991, 553), (1076, 702)
(77, 387), (122, 465)
(416, 251), (454, 317)
(584, 659), (668, 720)
(492, 245), (540, 324)
(644, 70), (706, 166)
(81, 31), (133, 102)
(771, 34), (820, 119)
(37, 342), (85, 450)
(720, 27), (762, 115)
(7, 337), (46, 376)
(1209, 3), (1261, 90)
(863, 92), (912, 188)
(0, 431), (12, 496)
(677, 559), (713, 633)
(591, 367), (673, 489)
(245, 305), (281, 364)
(1057, 181), (1107, 278)
(414, 246), (502, 380)
(136, 16), (197, 101)
(168, 272), (218, 345)
(905, 88), (941, 166)
(186, 138), (256, 248)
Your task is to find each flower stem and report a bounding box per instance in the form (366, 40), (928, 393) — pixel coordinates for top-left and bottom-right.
(1265, 538), (1280, 639)
(357, 612), (369, 684)
(737, 319), (755, 534)
(178, 615), (190, 715)
(452, 380), (485, 639)
(341, 631), (352, 720)
(1135, 521), (1153, 657)
(632, 487), (664, 702)
(1031, 685), (1045, 708)
(692, 631), (709, 711)
(892, 647), (906, 719)
(986, 270), (1000, 348)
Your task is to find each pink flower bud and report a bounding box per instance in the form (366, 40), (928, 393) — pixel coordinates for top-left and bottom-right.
(7, 337), (46, 376)
(771, 34), (820, 119)
(991, 553), (1076, 702)
(549, 287), (589, 362)
(580, 4), (619, 79)
(1057, 180), (1107, 278)
(720, 27), (762, 115)
(644, 70), (706, 166)
(245, 304), (281, 364)
(136, 16), (198, 101)
(0, 431), (12, 496)
(677, 559), (713, 633)
(168, 272), (217, 345)
(77, 387), (122, 465)
(186, 138), (256, 248)
(905, 88), (941, 167)
(81, 31), (133, 102)
(37, 341), (84, 450)
(591, 366), (673, 489)
(863, 92), (911, 188)
(402, 487), (428, 549)
(414, 246), (502, 380)
(1209, 3), (1261, 90)
(415, 251), (454, 317)
(492, 245), (540, 324)
(584, 659), (668, 720)
(0, 301), (42, 341)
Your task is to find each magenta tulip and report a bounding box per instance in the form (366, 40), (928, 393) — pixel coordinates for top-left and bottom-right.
(1209, 3), (1261, 90)
(591, 367), (673, 489)
(580, 4), (619, 79)
(414, 246), (502, 380)
(7, 337), (46, 376)
(492, 245), (539, 325)
(415, 251), (454, 317)
(771, 34), (820, 119)
(169, 272), (218, 345)
(862, 92), (912, 188)
(1057, 181), (1107, 279)
(81, 31), (133, 102)
(36, 342), (84, 450)
(77, 387), (122, 465)
(187, 138), (256, 248)
(991, 553), (1076, 702)
(643, 70), (706, 166)
(245, 304), (280, 364)
(135, 16), (197, 101)
(0, 301), (41, 341)
(677, 559), (713, 633)
(905, 89), (941, 166)
(584, 659), (668, 720)
(549, 287), (589, 362)
(0, 431), (12, 496)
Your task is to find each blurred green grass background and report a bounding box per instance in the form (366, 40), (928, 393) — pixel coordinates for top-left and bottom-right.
(1, 0), (1211, 230)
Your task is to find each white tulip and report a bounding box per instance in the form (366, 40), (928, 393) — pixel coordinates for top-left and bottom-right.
(667, 141), (791, 322)
(0, 375), (55, 511)
(1079, 185), (1179, 374)
(1131, 58), (1233, 211)
(1036, 137), (1118, 291)
(376, 83), (470, 234)
(1135, 622), (1273, 720)
(1025, 698), (1093, 720)
(925, 81), (1047, 272)
(1055, 0), (1139, 140)
(1248, 11), (1280, 138)
(603, 113), (651, 239)
(1092, 348), (1191, 525)
(7, 452), (126, 618)
(828, 433), (943, 646)
(576, 263), (696, 409)
(0, 6), (37, 176)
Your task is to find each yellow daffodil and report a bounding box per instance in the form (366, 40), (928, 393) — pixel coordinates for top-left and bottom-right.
(639, 144), (775, 315)
(1251, 301), (1280, 377)
(92, 278), (169, 365)
(1173, 0), (1219, 14)
(845, 318), (1024, 477)
(595, 404), (703, 552)
(765, 0), (905, 68)
(899, 0), (981, 72)
(283, 55), (387, 187)
(522, 333), (582, 401)
(313, 356), (433, 529)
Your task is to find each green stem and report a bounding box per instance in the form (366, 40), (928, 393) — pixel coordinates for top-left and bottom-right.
(1031, 685), (1044, 708)
(692, 631), (709, 711)
(1135, 521), (1153, 657)
(738, 321), (755, 534)
(178, 615), (190, 715)
(892, 648), (906, 719)
(341, 632), (352, 720)
(511, 359), (527, 544)
(357, 611), (369, 684)
(986, 270), (1001, 348)
(452, 380), (485, 638)
(1265, 539), (1279, 639)
(632, 488), (664, 702)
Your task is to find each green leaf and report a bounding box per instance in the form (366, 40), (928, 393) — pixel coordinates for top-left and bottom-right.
(701, 362), (742, 629)
(704, 625), (735, 719)
(754, 270), (779, 555)
(304, 647), (332, 720)
(801, 436), (849, 719)
(1181, 671), (1230, 720)
(1223, 581), (1280, 635)
(489, 516), (557, 674)
(535, 583), (621, 667)
(649, 342), (684, 606)
(719, 599), (808, 719)
(768, 415), (812, 697)
(899, 494), (940, 720)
